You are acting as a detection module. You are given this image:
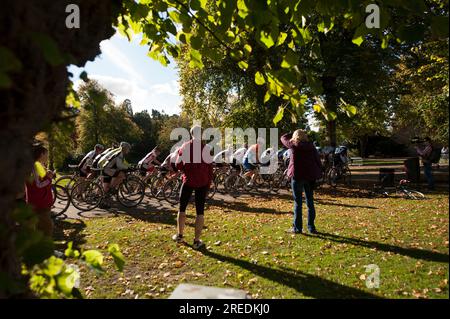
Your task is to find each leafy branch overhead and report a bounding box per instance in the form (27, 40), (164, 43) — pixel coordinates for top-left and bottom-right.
(114, 0), (448, 124)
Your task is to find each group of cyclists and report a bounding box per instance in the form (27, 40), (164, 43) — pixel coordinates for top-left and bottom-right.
(69, 138), (351, 209)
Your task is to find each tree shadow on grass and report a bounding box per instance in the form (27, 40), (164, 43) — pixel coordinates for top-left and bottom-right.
(308, 232), (449, 263)
(53, 218), (87, 251)
(208, 198), (292, 215)
(315, 199), (378, 210)
(107, 199), (178, 226)
(198, 248), (382, 299)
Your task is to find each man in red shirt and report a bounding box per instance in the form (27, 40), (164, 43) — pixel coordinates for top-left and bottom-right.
(172, 126), (213, 249)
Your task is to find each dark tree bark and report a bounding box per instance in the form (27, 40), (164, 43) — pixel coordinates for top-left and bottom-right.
(359, 135), (369, 158)
(0, 0), (120, 298)
(322, 75), (338, 147)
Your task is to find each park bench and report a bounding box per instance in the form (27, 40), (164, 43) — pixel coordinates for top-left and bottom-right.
(349, 157), (363, 166)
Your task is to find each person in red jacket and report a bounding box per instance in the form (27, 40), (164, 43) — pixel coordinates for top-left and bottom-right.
(25, 143), (55, 237)
(172, 126), (213, 249)
(281, 130), (323, 234)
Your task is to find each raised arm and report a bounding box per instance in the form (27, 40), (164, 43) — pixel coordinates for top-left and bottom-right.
(280, 133), (294, 149)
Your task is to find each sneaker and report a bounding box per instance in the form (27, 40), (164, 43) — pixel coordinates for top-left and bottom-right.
(172, 234), (183, 243)
(285, 228), (302, 234)
(308, 229), (318, 234)
(193, 239), (205, 250)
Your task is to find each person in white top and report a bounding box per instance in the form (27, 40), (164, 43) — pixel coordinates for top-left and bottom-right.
(138, 146), (161, 176)
(78, 144), (104, 178)
(161, 147), (181, 172)
(260, 147), (278, 165)
(102, 142), (131, 194)
(213, 145), (233, 167)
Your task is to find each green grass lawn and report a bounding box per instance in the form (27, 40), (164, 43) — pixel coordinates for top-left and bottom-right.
(54, 187), (449, 299)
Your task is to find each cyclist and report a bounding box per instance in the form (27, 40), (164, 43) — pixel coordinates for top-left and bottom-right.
(260, 146), (278, 166)
(334, 146), (349, 168)
(230, 143), (247, 171)
(78, 144), (104, 178)
(213, 145), (233, 168)
(138, 146), (161, 177)
(92, 142), (119, 169)
(243, 137), (265, 186)
(102, 142), (131, 196)
(161, 146), (180, 173)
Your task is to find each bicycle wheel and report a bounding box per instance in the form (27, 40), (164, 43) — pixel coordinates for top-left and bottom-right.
(54, 175), (77, 200)
(117, 175), (145, 207)
(143, 174), (157, 198)
(51, 184), (70, 218)
(224, 174), (243, 197)
(328, 168), (338, 187)
(70, 180), (104, 211)
(401, 189), (426, 200)
(151, 175), (166, 199)
(163, 178), (181, 205)
(214, 172), (227, 194)
(342, 169), (352, 186)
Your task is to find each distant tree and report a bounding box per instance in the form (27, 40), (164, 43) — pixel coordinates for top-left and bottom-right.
(120, 98), (133, 117)
(392, 38), (449, 145)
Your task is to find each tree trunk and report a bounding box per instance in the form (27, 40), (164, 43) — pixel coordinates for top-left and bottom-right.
(322, 75), (338, 147)
(359, 135), (369, 158)
(0, 0), (120, 298)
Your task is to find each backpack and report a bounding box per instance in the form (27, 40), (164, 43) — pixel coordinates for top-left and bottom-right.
(428, 147), (441, 163)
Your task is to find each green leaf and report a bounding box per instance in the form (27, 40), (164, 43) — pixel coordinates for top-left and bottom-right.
(168, 10), (182, 23)
(281, 50), (298, 68)
(255, 71), (265, 85)
(30, 33), (65, 66)
(259, 30), (276, 48)
(108, 244), (125, 272)
(276, 32), (288, 46)
(237, 0), (250, 19)
(79, 71), (88, 82)
(298, 28), (312, 44)
(0, 46), (22, 73)
(190, 35), (202, 50)
(189, 49), (204, 69)
(237, 60), (248, 70)
(43, 256), (64, 277)
(352, 24), (369, 46)
(57, 266), (80, 296)
(264, 90), (271, 103)
(64, 241), (80, 258)
(243, 44), (252, 55)
(273, 106), (285, 125)
(82, 250), (104, 272)
(346, 105), (357, 116)
(352, 36), (364, 46)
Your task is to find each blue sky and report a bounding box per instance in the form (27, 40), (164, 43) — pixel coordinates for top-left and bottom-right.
(68, 31), (181, 115)
(68, 30), (319, 130)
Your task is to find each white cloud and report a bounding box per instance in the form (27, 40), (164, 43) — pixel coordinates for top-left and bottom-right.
(76, 74), (181, 115)
(100, 41), (144, 83)
(150, 80), (179, 96)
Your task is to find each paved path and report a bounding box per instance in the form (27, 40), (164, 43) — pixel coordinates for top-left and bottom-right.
(53, 162), (448, 220)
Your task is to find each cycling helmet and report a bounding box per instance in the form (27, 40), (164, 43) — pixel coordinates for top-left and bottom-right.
(120, 142), (131, 150)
